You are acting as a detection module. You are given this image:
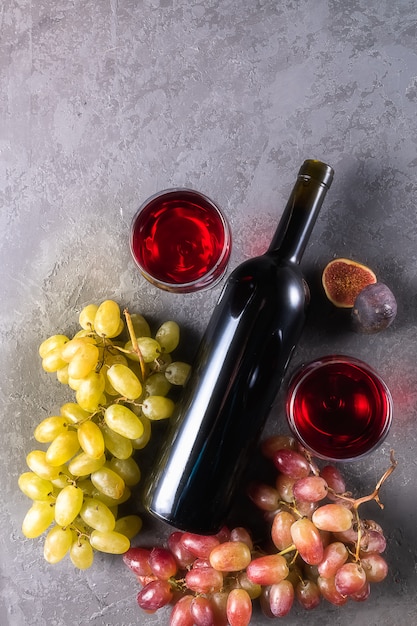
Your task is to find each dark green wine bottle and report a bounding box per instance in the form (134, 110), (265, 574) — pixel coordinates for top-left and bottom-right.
(144, 160), (334, 533)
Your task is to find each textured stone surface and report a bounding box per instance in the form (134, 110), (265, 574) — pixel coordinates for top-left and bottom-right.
(1, 0), (417, 624)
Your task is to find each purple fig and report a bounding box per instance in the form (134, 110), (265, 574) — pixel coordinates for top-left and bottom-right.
(351, 283), (397, 334)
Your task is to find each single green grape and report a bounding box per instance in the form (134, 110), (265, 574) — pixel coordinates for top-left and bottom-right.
(89, 486), (131, 508)
(142, 396), (175, 420)
(165, 361), (191, 386)
(77, 478), (95, 497)
(103, 368), (120, 396)
(26, 450), (64, 480)
(129, 313), (151, 338)
(104, 352), (129, 367)
(94, 300), (122, 338)
(60, 402), (91, 424)
(131, 414), (152, 450)
(125, 337), (161, 363)
(68, 376), (82, 391)
(104, 404), (144, 440)
(54, 485), (84, 527)
(42, 347), (68, 373)
(45, 430), (80, 467)
(22, 501), (55, 538)
(155, 320), (180, 353)
(72, 479), (132, 507)
(100, 423), (133, 460)
(91, 466), (125, 500)
(90, 529), (130, 554)
(145, 372), (172, 397)
(67, 342), (100, 380)
(56, 365), (69, 384)
(70, 535), (94, 569)
(78, 303), (99, 330)
(75, 371), (105, 412)
(114, 319), (125, 337)
(102, 353), (130, 396)
(39, 334), (69, 359)
(79, 497), (115, 532)
(61, 336), (97, 362)
(114, 515), (142, 539)
(34, 416), (69, 443)
(43, 525), (73, 564)
(77, 420), (105, 459)
(109, 456), (141, 487)
(106, 363), (143, 400)
(18, 472), (54, 501)
(68, 451), (106, 476)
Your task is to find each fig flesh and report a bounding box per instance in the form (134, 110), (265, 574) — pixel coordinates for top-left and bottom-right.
(351, 283), (397, 334)
(322, 258), (377, 308)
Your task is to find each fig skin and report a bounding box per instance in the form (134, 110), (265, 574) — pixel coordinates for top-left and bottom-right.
(351, 283), (397, 334)
(322, 258), (377, 308)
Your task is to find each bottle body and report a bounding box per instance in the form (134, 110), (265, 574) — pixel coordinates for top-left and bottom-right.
(144, 160), (334, 534)
(144, 257), (309, 532)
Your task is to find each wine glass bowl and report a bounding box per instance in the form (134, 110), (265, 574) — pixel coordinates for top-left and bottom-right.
(130, 188), (232, 293)
(286, 355), (393, 461)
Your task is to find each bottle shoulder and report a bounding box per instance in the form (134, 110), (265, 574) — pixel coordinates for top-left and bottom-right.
(215, 254), (309, 320)
(228, 253), (304, 283)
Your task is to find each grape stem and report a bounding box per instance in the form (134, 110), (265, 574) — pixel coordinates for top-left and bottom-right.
(277, 544), (299, 565)
(326, 450), (397, 512)
(169, 577), (188, 592)
(353, 451), (397, 562)
(123, 308), (147, 381)
(351, 450), (397, 511)
(302, 449), (321, 477)
(326, 451), (397, 562)
(70, 523), (91, 542)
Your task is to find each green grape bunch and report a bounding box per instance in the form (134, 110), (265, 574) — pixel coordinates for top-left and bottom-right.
(18, 300), (191, 570)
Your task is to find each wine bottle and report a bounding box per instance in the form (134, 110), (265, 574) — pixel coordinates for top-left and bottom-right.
(144, 159), (334, 534)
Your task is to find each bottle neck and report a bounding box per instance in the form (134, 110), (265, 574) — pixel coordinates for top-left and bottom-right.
(267, 160), (334, 265)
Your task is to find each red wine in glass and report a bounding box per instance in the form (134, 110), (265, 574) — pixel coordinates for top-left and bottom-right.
(130, 189), (231, 293)
(286, 355), (392, 461)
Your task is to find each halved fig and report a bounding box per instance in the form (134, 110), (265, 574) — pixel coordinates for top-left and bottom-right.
(322, 258), (377, 308)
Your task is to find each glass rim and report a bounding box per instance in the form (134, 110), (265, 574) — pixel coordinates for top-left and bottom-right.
(129, 187), (232, 293)
(286, 354), (393, 462)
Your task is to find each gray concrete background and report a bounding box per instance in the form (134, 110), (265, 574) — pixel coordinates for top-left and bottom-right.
(1, 0), (417, 624)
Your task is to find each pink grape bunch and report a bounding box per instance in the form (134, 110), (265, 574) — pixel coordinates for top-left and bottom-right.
(123, 435), (396, 625)
(248, 435), (396, 613)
